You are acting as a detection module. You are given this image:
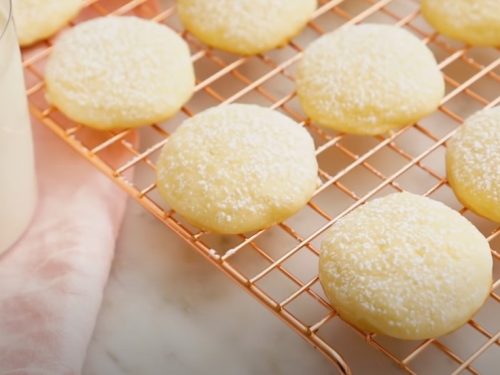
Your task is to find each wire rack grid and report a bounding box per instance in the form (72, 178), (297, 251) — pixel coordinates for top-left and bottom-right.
(21, 0), (499, 373)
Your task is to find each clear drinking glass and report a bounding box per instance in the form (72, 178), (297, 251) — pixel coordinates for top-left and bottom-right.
(0, 0), (36, 253)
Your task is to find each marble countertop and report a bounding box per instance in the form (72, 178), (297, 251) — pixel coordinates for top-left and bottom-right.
(81, 199), (335, 375)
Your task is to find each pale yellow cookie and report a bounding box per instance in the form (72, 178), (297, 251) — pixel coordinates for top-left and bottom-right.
(446, 107), (500, 223)
(177, 0), (317, 55)
(319, 192), (492, 340)
(296, 24), (445, 135)
(156, 104), (318, 234)
(45, 16), (195, 130)
(13, 0), (83, 46)
(422, 0), (500, 47)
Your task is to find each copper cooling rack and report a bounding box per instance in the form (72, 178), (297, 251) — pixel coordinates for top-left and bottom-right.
(21, 0), (499, 373)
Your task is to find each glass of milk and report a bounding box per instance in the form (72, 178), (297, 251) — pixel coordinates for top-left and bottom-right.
(0, 0), (36, 254)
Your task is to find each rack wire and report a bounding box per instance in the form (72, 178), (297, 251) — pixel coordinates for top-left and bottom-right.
(21, 0), (499, 373)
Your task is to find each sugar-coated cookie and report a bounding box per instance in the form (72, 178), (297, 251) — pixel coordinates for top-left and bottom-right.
(319, 192), (492, 340)
(447, 107), (500, 222)
(45, 16), (195, 130)
(177, 0), (317, 55)
(421, 0), (500, 47)
(13, 0), (83, 46)
(296, 24), (444, 135)
(156, 104), (318, 234)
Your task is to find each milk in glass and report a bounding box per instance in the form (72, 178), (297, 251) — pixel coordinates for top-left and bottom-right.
(0, 1), (36, 253)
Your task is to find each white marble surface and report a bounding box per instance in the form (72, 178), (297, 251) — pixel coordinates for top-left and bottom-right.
(82, 199), (335, 375)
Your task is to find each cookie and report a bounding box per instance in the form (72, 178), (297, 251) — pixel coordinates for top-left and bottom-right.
(296, 24), (444, 135)
(156, 104), (318, 234)
(319, 192), (492, 339)
(422, 0), (500, 47)
(45, 16), (195, 130)
(447, 107), (500, 222)
(177, 0), (317, 55)
(13, 0), (83, 46)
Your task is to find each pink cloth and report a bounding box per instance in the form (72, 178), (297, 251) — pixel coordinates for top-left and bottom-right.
(0, 122), (135, 374)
